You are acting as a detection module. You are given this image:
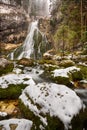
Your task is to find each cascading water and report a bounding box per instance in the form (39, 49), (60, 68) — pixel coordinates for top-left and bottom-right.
(17, 20), (38, 60)
(8, 0), (52, 60)
(28, 0), (51, 17)
(8, 20), (49, 60)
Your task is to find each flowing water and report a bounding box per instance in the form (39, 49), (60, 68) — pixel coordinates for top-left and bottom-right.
(8, 0), (51, 60)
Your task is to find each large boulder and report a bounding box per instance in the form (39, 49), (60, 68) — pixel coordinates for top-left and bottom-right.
(19, 82), (84, 130)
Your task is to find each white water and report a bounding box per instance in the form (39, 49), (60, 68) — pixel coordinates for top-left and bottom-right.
(28, 0), (51, 17)
(8, 0), (52, 60)
(18, 20), (38, 59)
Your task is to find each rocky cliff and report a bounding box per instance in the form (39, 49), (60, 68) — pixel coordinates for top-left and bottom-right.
(0, 0), (29, 44)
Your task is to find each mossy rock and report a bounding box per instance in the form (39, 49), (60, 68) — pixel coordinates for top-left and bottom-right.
(59, 60), (75, 68)
(17, 58), (35, 67)
(77, 65), (87, 80)
(45, 115), (64, 130)
(18, 100), (64, 130)
(43, 64), (59, 72)
(50, 76), (73, 88)
(19, 99), (43, 130)
(38, 59), (57, 65)
(0, 84), (27, 99)
(71, 108), (87, 130)
(69, 70), (83, 81)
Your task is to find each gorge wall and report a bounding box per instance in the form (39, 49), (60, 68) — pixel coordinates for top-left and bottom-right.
(0, 0), (29, 44)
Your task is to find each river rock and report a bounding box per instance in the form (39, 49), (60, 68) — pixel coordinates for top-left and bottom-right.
(19, 82), (84, 130)
(0, 3), (29, 44)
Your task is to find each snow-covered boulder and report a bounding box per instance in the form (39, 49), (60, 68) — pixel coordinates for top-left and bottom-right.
(0, 73), (35, 99)
(50, 66), (83, 87)
(0, 119), (32, 130)
(19, 82), (83, 130)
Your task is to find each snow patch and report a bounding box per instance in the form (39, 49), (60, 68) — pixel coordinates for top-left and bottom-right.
(0, 118), (32, 130)
(0, 73), (35, 88)
(52, 66), (80, 78)
(0, 112), (7, 117)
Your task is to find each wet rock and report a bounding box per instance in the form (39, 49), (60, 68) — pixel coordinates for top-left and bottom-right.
(17, 58), (35, 67)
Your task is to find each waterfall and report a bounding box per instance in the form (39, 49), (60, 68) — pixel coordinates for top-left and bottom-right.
(18, 21), (38, 60)
(28, 0), (51, 17)
(8, 20), (49, 60)
(8, 0), (52, 60)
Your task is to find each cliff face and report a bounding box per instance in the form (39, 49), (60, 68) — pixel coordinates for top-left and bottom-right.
(0, 0), (29, 12)
(0, 0), (29, 44)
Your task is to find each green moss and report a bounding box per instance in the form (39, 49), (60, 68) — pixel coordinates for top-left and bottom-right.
(0, 63), (14, 76)
(18, 100), (43, 130)
(19, 100), (64, 130)
(38, 59), (56, 65)
(59, 60), (75, 68)
(71, 108), (87, 130)
(77, 65), (87, 80)
(0, 84), (27, 99)
(51, 76), (73, 88)
(69, 70), (83, 81)
(45, 115), (64, 130)
(44, 65), (59, 72)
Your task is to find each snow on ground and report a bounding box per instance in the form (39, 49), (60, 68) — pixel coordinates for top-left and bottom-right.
(20, 82), (83, 129)
(80, 80), (87, 84)
(0, 73), (35, 88)
(0, 118), (32, 130)
(0, 112), (7, 117)
(78, 62), (87, 67)
(52, 66), (80, 78)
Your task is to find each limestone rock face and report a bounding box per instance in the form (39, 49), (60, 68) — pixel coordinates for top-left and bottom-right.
(0, 3), (29, 44)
